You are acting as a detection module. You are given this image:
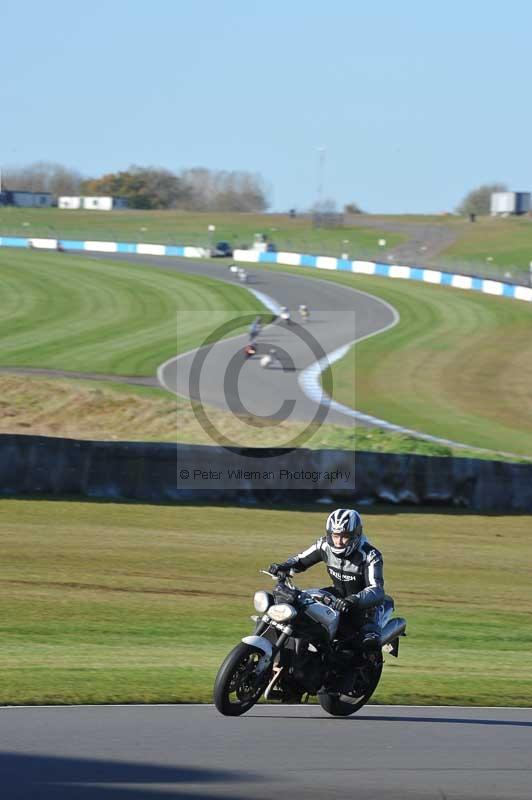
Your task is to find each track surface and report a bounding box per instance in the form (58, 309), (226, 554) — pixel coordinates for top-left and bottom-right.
(2, 704), (531, 799)
(92, 254), (396, 426)
(2, 254), (395, 425)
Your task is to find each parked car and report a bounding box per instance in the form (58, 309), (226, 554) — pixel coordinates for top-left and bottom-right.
(210, 241), (233, 257)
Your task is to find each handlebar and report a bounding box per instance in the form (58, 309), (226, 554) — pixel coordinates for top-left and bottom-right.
(259, 569), (295, 588)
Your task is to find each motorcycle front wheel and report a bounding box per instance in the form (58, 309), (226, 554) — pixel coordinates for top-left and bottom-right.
(213, 643), (271, 716)
(318, 655), (383, 717)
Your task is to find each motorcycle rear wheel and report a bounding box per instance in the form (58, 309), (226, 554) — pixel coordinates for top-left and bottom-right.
(318, 655), (383, 717)
(213, 643), (271, 716)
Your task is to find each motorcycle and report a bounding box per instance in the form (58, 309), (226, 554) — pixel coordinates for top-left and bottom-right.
(213, 570), (407, 717)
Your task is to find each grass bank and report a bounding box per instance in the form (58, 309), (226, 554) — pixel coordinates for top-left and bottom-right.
(326, 274), (532, 456)
(0, 500), (530, 706)
(3, 248), (532, 457)
(0, 248), (265, 375)
(0, 374), (523, 462)
(230, 261), (532, 457)
(439, 215), (532, 271)
(0, 208), (405, 258)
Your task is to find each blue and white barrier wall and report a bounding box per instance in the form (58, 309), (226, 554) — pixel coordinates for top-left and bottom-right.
(233, 249), (532, 303)
(0, 236), (208, 259)
(1, 235), (531, 303)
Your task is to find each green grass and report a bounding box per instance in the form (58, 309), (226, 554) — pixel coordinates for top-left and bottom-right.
(0, 207), (406, 258)
(439, 216), (532, 271)
(3, 373), (522, 461)
(0, 500), (530, 706)
(4, 208), (532, 271)
(3, 248), (532, 457)
(326, 275), (532, 455)
(0, 248), (265, 375)
(228, 260), (532, 457)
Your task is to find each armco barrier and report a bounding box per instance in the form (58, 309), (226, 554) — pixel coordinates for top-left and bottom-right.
(2, 434), (532, 511)
(1, 236), (531, 303)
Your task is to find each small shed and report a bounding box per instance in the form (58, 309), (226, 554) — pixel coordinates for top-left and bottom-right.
(491, 191), (531, 216)
(8, 191), (54, 208)
(58, 196), (82, 210)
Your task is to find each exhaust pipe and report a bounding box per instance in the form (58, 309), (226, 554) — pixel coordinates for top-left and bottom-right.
(380, 617), (406, 647)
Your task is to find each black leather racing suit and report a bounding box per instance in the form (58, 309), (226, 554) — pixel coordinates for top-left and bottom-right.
(280, 533), (385, 643)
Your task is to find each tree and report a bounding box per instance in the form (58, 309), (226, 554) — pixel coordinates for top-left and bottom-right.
(310, 198), (338, 213)
(180, 168), (269, 211)
(344, 202), (365, 214)
(81, 166), (185, 209)
(456, 183), (508, 216)
(3, 162), (83, 195)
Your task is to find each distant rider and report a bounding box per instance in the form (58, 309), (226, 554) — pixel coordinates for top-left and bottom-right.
(279, 306), (291, 324)
(268, 508), (384, 651)
(249, 316), (262, 341)
(260, 348), (278, 369)
(298, 304), (310, 322)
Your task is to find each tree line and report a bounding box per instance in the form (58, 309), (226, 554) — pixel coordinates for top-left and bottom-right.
(1, 162), (269, 212)
(1, 161), (516, 216)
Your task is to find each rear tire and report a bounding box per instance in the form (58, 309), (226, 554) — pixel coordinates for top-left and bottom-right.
(213, 643), (271, 717)
(318, 655), (383, 717)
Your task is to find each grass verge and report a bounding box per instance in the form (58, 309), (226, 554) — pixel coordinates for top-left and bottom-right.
(230, 260), (532, 457)
(0, 374), (523, 461)
(0, 208), (405, 257)
(3, 248), (532, 457)
(1, 500), (530, 706)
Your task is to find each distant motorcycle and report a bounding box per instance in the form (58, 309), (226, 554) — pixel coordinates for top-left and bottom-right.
(213, 570), (406, 717)
(279, 308), (291, 325)
(299, 305), (310, 323)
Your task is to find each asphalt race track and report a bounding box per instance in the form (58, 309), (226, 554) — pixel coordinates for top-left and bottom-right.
(2, 703), (531, 799)
(93, 254), (397, 426)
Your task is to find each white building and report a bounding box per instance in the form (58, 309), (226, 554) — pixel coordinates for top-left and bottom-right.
(58, 196), (82, 209)
(82, 196), (128, 211)
(490, 191), (531, 216)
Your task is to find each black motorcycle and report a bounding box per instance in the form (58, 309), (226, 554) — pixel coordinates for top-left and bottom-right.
(213, 570), (406, 717)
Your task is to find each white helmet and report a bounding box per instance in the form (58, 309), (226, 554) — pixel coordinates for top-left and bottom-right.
(325, 508), (363, 556)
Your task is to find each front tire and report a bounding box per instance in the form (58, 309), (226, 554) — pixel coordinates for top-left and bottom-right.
(213, 643), (271, 717)
(319, 655), (383, 717)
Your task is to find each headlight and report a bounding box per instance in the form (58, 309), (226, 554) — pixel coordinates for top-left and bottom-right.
(253, 591), (272, 613)
(268, 603), (296, 622)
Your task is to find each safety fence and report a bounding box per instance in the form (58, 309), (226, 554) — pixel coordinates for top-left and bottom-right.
(2, 434), (532, 512)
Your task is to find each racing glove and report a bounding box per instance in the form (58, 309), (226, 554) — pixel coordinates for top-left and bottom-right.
(268, 562), (292, 576)
(332, 594), (360, 614)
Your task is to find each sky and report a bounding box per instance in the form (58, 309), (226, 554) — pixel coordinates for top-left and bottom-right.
(2, 0), (531, 214)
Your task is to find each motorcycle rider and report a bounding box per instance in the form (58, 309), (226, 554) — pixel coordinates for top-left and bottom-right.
(249, 316), (262, 341)
(268, 508), (384, 651)
(298, 303), (310, 322)
(279, 306), (291, 324)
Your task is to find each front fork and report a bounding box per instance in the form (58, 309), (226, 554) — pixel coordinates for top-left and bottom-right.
(251, 619), (292, 700)
(246, 616), (292, 670)
(254, 616), (292, 652)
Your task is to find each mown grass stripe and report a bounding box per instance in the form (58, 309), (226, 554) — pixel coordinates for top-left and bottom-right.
(0, 250), (265, 376)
